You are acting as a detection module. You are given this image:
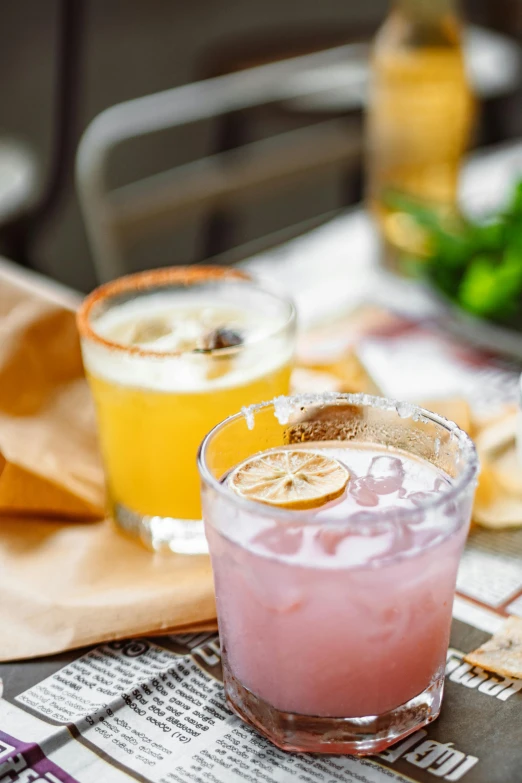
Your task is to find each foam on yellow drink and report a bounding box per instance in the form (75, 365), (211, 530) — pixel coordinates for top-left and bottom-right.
(78, 268), (295, 552)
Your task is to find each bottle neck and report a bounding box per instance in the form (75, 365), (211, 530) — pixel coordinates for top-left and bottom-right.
(393, 0), (458, 18)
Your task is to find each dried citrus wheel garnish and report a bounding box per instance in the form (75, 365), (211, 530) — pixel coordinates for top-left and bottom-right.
(228, 449), (349, 510)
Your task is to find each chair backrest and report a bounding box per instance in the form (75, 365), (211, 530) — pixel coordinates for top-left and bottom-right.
(76, 44), (366, 282)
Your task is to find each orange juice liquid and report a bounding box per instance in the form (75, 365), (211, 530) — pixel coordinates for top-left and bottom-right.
(82, 291), (294, 526)
(88, 363), (291, 521)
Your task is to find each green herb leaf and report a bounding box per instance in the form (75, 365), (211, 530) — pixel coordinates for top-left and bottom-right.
(393, 177), (522, 329)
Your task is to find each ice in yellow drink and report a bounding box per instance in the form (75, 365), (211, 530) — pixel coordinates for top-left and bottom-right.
(77, 268), (295, 552)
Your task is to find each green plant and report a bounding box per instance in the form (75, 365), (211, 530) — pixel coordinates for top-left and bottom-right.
(386, 181), (522, 328)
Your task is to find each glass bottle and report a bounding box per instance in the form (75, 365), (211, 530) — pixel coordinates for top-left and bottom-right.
(366, 0), (475, 268)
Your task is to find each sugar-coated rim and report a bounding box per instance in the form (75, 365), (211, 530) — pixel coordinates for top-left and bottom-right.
(198, 392), (479, 525)
(76, 265), (296, 358)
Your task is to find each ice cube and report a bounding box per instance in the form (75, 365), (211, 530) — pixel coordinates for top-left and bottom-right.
(368, 455), (405, 479)
(433, 477), (449, 493)
(252, 525), (304, 556)
(314, 526), (351, 556)
(349, 477), (379, 507)
(336, 528), (395, 566)
(407, 491), (433, 507)
(366, 455), (405, 495)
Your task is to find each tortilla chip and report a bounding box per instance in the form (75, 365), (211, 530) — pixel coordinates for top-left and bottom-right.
(474, 495), (522, 529)
(420, 398), (472, 435)
(472, 408), (522, 529)
(475, 411), (518, 458)
(297, 350), (381, 395)
(464, 617), (522, 679)
(474, 455), (522, 527)
(327, 352), (382, 395)
(474, 458), (497, 507)
(472, 404), (519, 435)
(491, 445), (522, 497)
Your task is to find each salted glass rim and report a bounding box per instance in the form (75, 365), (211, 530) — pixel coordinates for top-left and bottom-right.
(76, 265), (297, 359)
(198, 392), (479, 525)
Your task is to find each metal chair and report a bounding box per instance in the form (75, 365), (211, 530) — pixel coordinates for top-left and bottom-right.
(75, 46), (365, 283)
(76, 26), (521, 283)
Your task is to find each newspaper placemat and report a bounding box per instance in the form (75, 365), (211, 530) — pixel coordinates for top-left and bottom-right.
(1, 311), (521, 782)
(0, 614), (521, 783)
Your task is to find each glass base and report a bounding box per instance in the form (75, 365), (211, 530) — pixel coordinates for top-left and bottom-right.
(224, 660), (443, 755)
(114, 503), (208, 554)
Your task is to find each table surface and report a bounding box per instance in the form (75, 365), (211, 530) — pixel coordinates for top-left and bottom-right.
(1, 140), (522, 783)
(245, 140), (522, 331)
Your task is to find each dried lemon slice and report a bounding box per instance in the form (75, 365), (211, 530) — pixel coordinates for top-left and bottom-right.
(229, 449), (349, 510)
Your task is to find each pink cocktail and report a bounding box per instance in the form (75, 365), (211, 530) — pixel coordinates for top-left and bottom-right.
(198, 394), (478, 755)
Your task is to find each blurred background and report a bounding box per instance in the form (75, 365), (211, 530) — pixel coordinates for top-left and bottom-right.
(0, 0), (521, 294)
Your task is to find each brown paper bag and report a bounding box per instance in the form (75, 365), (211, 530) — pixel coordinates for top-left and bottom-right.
(0, 267), (104, 517)
(0, 516), (216, 661)
(0, 265), (216, 662)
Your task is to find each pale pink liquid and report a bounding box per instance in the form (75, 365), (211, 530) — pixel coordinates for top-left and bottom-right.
(206, 445), (468, 719)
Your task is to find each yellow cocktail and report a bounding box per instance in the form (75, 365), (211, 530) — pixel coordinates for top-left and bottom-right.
(77, 267), (295, 552)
